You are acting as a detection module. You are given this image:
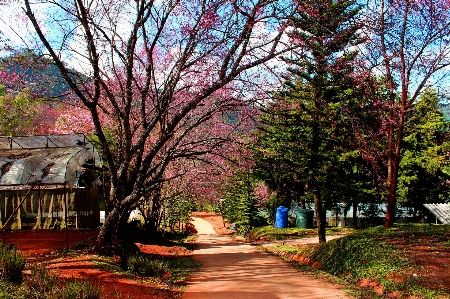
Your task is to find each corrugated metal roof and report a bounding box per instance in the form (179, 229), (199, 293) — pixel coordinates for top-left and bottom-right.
(423, 203), (450, 224)
(0, 134), (88, 149)
(0, 134), (102, 189)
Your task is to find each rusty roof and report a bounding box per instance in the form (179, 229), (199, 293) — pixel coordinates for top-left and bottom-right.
(0, 134), (102, 189)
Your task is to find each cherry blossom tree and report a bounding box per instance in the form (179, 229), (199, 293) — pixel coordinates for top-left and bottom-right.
(19, 0), (298, 252)
(364, 0), (450, 228)
(139, 101), (257, 230)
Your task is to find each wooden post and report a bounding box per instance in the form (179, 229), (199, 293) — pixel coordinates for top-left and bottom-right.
(39, 185), (42, 229)
(16, 192), (21, 229)
(1, 185), (36, 232)
(64, 184), (68, 253)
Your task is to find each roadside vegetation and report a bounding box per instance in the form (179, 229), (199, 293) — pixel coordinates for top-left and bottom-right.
(246, 226), (354, 242)
(116, 224), (200, 287)
(0, 221), (199, 298)
(0, 241), (101, 299)
(97, 221), (200, 288)
(260, 224), (450, 298)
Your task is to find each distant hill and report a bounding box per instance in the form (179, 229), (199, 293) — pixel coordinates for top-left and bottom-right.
(0, 52), (82, 99)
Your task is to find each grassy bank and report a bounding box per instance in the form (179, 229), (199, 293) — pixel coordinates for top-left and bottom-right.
(260, 224), (450, 298)
(248, 225), (354, 241)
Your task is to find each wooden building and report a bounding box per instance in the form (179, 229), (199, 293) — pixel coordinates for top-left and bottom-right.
(0, 134), (102, 229)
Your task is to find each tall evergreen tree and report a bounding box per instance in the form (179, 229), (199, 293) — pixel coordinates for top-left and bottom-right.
(253, 0), (363, 242)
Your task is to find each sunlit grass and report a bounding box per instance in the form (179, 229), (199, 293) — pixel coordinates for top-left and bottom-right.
(264, 223), (450, 298)
(248, 225), (355, 241)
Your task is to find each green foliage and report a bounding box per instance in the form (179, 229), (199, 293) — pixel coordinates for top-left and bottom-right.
(0, 281), (24, 299)
(268, 224), (450, 297)
(398, 90), (450, 207)
(0, 263), (101, 299)
(125, 252), (200, 285)
(0, 86), (41, 136)
(272, 244), (315, 256)
(221, 171), (268, 235)
(27, 264), (58, 295)
(248, 225), (354, 241)
(126, 253), (169, 277)
(116, 226), (198, 286)
(249, 226), (317, 241)
(312, 234), (406, 280)
(196, 203), (215, 213)
(59, 279), (101, 299)
(165, 194), (196, 232)
(0, 243), (25, 284)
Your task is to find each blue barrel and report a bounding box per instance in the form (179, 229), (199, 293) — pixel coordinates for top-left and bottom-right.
(275, 206), (288, 228)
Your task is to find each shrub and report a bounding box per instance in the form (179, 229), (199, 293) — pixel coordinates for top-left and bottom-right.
(0, 243), (25, 283)
(126, 254), (168, 277)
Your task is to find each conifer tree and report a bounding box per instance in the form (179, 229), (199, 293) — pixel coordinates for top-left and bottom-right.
(221, 171), (263, 236)
(254, 0), (363, 242)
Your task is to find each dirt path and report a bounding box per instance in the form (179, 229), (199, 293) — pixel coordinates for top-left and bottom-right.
(183, 217), (350, 299)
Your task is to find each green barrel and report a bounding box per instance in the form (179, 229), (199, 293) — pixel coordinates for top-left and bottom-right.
(295, 210), (314, 228)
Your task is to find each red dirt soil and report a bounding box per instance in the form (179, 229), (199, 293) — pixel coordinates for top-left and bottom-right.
(0, 213), (229, 299)
(2, 214), (448, 298)
(0, 229), (190, 299)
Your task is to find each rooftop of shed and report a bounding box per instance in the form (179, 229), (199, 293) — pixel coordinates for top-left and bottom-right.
(0, 134), (102, 190)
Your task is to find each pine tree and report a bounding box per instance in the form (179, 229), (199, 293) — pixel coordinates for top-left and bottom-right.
(222, 171), (263, 236)
(253, 0), (363, 242)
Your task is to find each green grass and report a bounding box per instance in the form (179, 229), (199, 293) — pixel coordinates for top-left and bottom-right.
(59, 279), (101, 299)
(0, 243), (26, 284)
(0, 264), (102, 299)
(248, 225), (355, 241)
(163, 230), (197, 251)
(271, 243), (315, 256)
(313, 234), (407, 280)
(264, 223), (450, 298)
(124, 252), (200, 285)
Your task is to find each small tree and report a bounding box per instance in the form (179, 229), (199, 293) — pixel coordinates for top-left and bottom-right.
(221, 171), (265, 235)
(165, 193), (196, 232)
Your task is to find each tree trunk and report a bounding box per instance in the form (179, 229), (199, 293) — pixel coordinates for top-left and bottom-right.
(149, 195), (162, 231)
(385, 142), (401, 228)
(385, 90), (406, 228)
(312, 179), (326, 243)
(93, 207), (121, 254)
(352, 200), (358, 227)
